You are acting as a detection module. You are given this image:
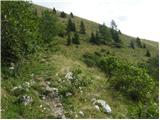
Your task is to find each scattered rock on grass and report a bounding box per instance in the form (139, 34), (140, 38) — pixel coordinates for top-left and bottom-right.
(92, 99), (112, 113)
(20, 95), (33, 106)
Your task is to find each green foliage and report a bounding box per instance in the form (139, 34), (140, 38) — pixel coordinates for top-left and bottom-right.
(142, 44), (146, 48)
(67, 34), (71, 46)
(146, 49), (151, 57)
(39, 10), (59, 44)
(67, 18), (76, 33)
(136, 37), (142, 48)
(89, 32), (97, 44)
(98, 24), (112, 44)
(110, 63), (154, 101)
(1, 1), (39, 65)
(72, 32), (80, 44)
(70, 12), (74, 18)
(128, 101), (159, 119)
(130, 40), (135, 49)
(83, 52), (99, 67)
(79, 21), (86, 34)
(53, 7), (56, 13)
(110, 20), (121, 47)
(60, 11), (66, 18)
(99, 56), (120, 78)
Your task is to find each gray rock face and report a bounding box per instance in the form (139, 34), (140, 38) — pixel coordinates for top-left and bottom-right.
(65, 92), (72, 97)
(42, 83), (66, 119)
(92, 99), (112, 113)
(20, 95), (33, 106)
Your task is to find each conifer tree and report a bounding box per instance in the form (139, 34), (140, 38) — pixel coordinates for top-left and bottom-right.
(146, 49), (151, 57)
(80, 20), (86, 34)
(90, 32), (96, 43)
(67, 18), (76, 33)
(67, 34), (71, 46)
(136, 37), (142, 48)
(110, 20), (121, 45)
(60, 11), (66, 18)
(70, 12), (74, 18)
(130, 40), (135, 49)
(53, 8), (56, 13)
(72, 32), (80, 44)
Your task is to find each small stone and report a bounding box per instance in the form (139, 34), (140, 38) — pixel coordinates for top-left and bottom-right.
(66, 92), (72, 97)
(40, 105), (43, 108)
(65, 72), (73, 80)
(79, 111), (84, 116)
(75, 114), (78, 118)
(20, 95), (33, 106)
(94, 105), (100, 111)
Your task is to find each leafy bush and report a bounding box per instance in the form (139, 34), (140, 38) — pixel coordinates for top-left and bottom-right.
(39, 10), (59, 44)
(1, 1), (39, 65)
(110, 64), (154, 101)
(83, 53), (99, 67)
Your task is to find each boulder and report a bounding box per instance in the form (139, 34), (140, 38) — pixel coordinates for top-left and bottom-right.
(65, 72), (73, 80)
(79, 111), (84, 116)
(94, 105), (100, 111)
(20, 95), (33, 106)
(93, 99), (112, 113)
(66, 92), (72, 97)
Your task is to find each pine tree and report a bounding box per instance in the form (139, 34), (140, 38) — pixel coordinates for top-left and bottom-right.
(95, 31), (100, 45)
(70, 12), (74, 18)
(67, 18), (76, 33)
(72, 32), (80, 44)
(80, 21), (86, 34)
(130, 40), (135, 49)
(110, 20), (121, 46)
(90, 32), (96, 43)
(136, 37), (142, 48)
(53, 8), (56, 13)
(60, 11), (66, 18)
(143, 44), (146, 48)
(67, 34), (71, 46)
(146, 49), (151, 57)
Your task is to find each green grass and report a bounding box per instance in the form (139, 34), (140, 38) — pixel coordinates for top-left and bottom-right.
(1, 3), (159, 119)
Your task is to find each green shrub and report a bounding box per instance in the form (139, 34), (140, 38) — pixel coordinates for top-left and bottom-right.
(1, 1), (39, 65)
(39, 10), (59, 44)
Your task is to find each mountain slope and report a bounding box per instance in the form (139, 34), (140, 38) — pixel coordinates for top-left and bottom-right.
(1, 2), (159, 119)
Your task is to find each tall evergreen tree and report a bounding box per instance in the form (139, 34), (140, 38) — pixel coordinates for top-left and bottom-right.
(67, 18), (76, 33)
(130, 40), (135, 49)
(70, 12), (74, 18)
(39, 10), (58, 44)
(67, 34), (71, 46)
(72, 32), (80, 44)
(90, 32), (96, 44)
(146, 49), (151, 57)
(60, 11), (66, 18)
(136, 37), (142, 48)
(53, 7), (56, 13)
(79, 20), (86, 34)
(110, 20), (121, 45)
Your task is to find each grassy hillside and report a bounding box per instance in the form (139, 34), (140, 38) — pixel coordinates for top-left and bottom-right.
(1, 1), (159, 119)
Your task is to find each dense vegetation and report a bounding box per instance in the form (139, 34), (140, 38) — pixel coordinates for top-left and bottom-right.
(1, 1), (159, 119)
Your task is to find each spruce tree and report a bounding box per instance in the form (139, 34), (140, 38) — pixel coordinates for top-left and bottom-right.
(72, 32), (80, 44)
(67, 18), (76, 33)
(67, 34), (71, 46)
(53, 8), (56, 13)
(70, 12), (74, 18)
(90, 32), (96, 44)
(60, 11), (66, 18)
(110, 20), (121, 46)
(136, 37), (142, 48)
(80, 21), (86, 34)
(130, 40), (135, 49)
(146, 49), (151, 57)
